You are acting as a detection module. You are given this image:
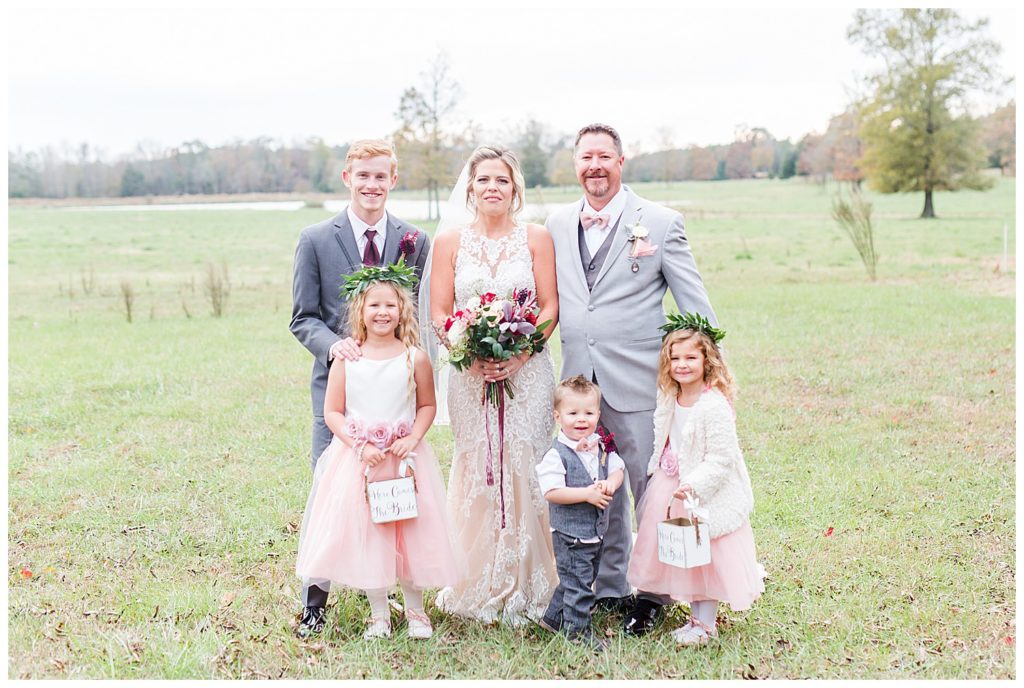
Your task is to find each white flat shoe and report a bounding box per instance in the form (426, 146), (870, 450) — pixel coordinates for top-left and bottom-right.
(363, 615), (392, 639)
(671, 620), (717, 646)
(405, 609), (433, 639)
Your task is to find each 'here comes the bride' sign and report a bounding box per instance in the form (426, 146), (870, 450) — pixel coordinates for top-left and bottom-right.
(366, 476), (418, 524)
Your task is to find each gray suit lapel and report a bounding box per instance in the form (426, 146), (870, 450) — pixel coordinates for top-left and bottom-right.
(332, 209), (361, 270)
(382, 213), (402, 265)
(592, 189), (641, 290)
(568, 200), (589, 292)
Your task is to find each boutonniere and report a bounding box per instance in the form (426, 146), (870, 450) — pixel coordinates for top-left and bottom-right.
(399, 230), (419, 263)
(626, 221), (649, 243)
(626, 217), (658, 269)
(597, 425), (617, 455)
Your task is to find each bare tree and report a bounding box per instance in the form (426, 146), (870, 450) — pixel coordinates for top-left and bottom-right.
(393, 52), (462, 220)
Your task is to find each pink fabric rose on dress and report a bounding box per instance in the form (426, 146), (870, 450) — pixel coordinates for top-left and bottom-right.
(660, 445), (679, 478)
(367, 421), (393, 449)
(344, 418), (366, 440)
(394, 420), (412, 439)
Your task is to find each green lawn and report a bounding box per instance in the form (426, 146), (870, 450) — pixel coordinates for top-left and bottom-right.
(8, 176), (1015, 678)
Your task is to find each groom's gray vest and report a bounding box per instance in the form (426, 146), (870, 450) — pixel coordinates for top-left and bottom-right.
(547, 440), (610, 540)
(578, 218), (621, 291)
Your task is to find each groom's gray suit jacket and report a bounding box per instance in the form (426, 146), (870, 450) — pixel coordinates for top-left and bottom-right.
(289, 208), (430, 438)
(547, 186), (717, 413)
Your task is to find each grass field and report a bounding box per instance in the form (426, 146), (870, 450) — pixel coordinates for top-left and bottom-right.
(7, 177), (1016, 678)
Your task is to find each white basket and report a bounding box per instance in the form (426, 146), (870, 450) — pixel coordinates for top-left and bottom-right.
(657, 496), (711, 569)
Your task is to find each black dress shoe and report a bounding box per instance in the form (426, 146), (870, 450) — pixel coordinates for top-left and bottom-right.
(296, 605), (326, 639)
(593, 594), (636, 614)
(623, 599), (661, 637)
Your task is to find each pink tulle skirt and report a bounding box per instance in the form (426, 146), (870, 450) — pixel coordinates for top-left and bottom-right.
(627, 467), (765, 611)
(295, 437), (463, 590)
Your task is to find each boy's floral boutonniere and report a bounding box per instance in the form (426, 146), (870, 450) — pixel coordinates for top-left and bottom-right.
(399, 230), (419, 263)
(626, 217), (657, 270)
(597, 426), (617, 463)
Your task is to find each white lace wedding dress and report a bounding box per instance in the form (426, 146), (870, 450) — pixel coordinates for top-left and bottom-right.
(435, 224), (558, 625)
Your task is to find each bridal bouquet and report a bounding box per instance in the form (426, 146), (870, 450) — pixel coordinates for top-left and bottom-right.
(438, 288), (551, 407)
(435, 288), (551, 529)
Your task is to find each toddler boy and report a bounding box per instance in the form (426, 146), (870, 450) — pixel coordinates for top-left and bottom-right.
(535, 376), (625, 651)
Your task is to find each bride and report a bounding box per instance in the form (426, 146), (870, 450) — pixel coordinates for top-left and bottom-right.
(427, 146), (559, 625)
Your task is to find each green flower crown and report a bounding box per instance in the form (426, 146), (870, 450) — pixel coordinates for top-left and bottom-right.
(659, 311), (726, 343)
(340, 262), (419, 299)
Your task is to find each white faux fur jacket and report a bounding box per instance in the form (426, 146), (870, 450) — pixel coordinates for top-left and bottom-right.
(646, 388), (754, 539)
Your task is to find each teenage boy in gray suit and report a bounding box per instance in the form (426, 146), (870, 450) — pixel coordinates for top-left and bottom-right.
(545, 124), (717, 636)
(289, 139), (430, 637)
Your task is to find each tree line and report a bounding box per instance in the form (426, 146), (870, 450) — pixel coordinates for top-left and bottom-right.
(9, 10), (1015, 219)
(7, 100), (1013, 201)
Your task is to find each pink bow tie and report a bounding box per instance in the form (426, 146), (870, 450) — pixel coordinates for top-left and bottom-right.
(580, 213), (609, 230)
(576, 437), (598, 453)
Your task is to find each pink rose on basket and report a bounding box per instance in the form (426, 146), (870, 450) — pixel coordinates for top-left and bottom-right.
(394, 420), (412, 439)
(344, 418), (366, 440)
(660, 445), (679, 478)
(367, 421), (393, 449)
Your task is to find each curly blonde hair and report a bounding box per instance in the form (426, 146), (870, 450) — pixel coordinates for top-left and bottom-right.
(346, 281), (421, 399)
(657, 330), (735, 402)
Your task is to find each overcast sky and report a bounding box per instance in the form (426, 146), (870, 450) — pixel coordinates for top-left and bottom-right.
(8, 3), (1017, 159)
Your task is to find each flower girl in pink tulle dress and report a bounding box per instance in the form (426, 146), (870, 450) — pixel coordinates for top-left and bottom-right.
(627, 313), (764, 646)
(295, 265), (461, 640)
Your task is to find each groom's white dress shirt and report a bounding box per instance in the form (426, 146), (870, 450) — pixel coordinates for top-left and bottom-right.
(347, 206), (387, 257)
(581, 186), (628, 256)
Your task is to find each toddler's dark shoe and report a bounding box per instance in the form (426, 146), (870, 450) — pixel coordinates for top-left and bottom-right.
(569, 629), (608, 653)
(593, 594), (635, 614)
(536, 615), (560, 634)
(623, 599), (661, 637)
(295, 605), (326, 639)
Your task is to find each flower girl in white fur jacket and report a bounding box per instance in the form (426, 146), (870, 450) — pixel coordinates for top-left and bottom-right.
(627, 314), (764, 646)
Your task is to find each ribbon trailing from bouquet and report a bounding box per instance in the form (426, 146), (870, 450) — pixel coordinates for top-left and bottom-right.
(482, 380), (507, 529)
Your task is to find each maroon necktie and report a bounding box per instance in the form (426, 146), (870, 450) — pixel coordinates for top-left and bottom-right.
(362, 229), (380, 266)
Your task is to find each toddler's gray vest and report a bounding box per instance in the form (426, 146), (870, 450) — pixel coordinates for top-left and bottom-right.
(547, 440), (610, 540)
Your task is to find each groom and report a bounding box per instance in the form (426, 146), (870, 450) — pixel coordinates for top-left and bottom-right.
(546, 123), (718, 636)
(289, 139), (430, 637)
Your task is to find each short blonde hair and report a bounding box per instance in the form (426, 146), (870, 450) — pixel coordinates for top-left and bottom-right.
(465, 146), (526, 221)
(345, 139), (398, 175)
(657, 330), (735, 402)
(554, 375), (602, 410)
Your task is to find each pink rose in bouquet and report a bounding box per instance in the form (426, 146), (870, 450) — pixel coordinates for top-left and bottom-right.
(394, 420), (412, 439)
(367, 421), (393, 449)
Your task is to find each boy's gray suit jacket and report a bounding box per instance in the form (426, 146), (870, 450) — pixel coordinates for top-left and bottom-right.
(289, 208), (430, 418)
(546, 186), (717, 413)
